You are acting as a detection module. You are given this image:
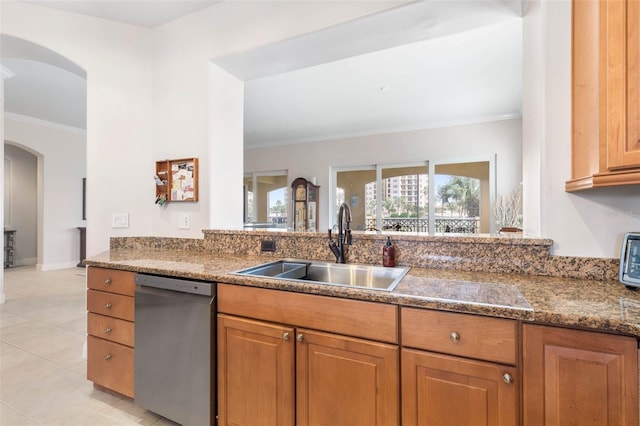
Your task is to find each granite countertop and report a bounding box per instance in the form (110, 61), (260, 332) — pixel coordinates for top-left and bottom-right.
(85, 248), (640, 339)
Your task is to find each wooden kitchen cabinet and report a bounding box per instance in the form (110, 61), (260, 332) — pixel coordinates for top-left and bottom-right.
(402, 349), (519, 426)
(217, 315), (295, 426)
(297, 328), (399, 426)
(523, 324), (638, 426)
(86, 267), (135, 398)
(217, 284), (399, 426)
(401, 307), (519, 426)
(567, 0), (640, 191)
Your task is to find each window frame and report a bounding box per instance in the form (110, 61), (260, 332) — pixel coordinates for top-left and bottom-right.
(330, 155), (496, 233)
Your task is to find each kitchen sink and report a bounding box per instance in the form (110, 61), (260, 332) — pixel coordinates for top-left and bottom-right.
(234, 260), (409, 291)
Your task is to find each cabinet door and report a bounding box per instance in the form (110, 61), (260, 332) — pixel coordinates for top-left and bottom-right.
(523, 324), (638, 426)
(402, 348), (518, 426)
(607, 0), (640, 170)
(87, 335), (134, 398)
(217, 314), (295, 426)
(296, 329), (399, 426)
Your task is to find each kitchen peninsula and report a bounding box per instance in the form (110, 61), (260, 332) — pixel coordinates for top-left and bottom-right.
(84, 230), (640, 425)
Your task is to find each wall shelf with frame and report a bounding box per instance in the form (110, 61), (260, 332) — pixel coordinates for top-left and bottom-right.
(155, 158), (199, 204)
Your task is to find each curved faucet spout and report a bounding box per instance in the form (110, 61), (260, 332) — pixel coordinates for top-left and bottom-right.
(328, 203), (353, 263)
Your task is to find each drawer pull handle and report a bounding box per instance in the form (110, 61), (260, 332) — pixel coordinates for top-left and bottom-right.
(296, 333), (304, 342)
(503, 373), (513, 385)
(104, 303), (112, 310)
(449, 331), (460, 343)
(104, 354), (112, 361)
(283, 332), (290, 341)
(104, 278), (112, 285)
(104, 328), (112, 334)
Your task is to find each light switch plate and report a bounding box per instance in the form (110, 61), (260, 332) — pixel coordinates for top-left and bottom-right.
(178, 213), (190, 230)
(111, 212), (129, 228)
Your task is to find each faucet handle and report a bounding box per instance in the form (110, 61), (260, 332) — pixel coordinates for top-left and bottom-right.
(328, 229), (333, 240)
(346, 229), (352, 245)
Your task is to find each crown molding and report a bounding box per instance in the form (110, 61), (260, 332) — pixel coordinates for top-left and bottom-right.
(245, 113), (522, 150)
(4, 112), (86, 135)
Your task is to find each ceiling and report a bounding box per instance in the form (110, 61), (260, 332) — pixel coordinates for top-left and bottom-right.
(19, 0), (219, 28)
(2, 0), (524, 147)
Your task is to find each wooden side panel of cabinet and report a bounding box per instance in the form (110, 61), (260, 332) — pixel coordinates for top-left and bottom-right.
(523, 324), (638, 426)
(571, 0), (605, 181)
(296, 329), (399, 426)
(217, 314), (295, 426)
(402, 348), (519, 426)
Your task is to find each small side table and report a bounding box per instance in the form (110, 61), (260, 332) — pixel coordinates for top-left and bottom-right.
(4, 229), (16, 268)
(77, 227), (86, 267)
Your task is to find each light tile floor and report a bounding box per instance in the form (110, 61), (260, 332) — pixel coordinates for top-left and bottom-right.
(0, 266), (176, 426)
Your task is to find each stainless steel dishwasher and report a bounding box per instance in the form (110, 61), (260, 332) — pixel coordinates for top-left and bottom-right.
(134, 273), (215, 426)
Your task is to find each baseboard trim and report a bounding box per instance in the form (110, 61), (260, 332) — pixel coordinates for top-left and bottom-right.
(38, 261), (80, 271)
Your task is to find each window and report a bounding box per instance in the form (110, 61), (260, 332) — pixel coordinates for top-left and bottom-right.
(243, 171), (288, 228)
(331, 157), (494, 234)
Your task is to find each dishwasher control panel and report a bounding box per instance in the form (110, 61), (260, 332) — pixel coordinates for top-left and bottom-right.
(135, 273), (214, 296)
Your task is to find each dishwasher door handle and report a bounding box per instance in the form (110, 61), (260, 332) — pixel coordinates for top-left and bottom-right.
(135, 284), (214, 305)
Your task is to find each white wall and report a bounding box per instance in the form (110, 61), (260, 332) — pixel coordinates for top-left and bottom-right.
(2, 1), (154, 257)
(245, 118), (522, 232)
(150, 1), (410, 235)
(522, 0), (640, 258)
(4, 0), (640, 259)
(2, 1), (399, 253)
(5, 117), (86, 269)
(4, 143), (37, 265)
(1, 79), (5, 302)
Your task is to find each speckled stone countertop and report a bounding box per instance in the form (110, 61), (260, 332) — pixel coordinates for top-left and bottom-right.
(84, 248), (640, 339)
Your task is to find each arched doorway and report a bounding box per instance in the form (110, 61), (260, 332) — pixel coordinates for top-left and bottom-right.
(2, 35), (87, 276)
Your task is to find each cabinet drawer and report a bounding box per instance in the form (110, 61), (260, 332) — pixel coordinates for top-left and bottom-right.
(401, 307), (517, 365)
(87, 312), (134, 347)
(87, 289), (134, 321)
(87, 335), (134, 398)
(218, 283), (398, 343)
(87, 267), (135, 296)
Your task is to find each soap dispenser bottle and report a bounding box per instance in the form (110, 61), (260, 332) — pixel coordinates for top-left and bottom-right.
(383, 236), (395, 267)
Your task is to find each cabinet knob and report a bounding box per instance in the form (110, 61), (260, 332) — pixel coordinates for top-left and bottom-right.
(283, 332), (290, 341)
(296, 333), (304, 342)
(104, 354), (112, 361)
(104, 278), (112, 285)
(449, 331), (461, 343)
(503, 373), (513, 384)
(104, 328), (112, 335)
(104, 303), (112, 310)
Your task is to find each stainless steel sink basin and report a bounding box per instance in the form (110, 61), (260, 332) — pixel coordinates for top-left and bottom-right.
(234, 260), (409, 291)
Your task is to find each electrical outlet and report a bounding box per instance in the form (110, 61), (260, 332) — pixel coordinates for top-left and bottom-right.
(111, 212), (129, 228)
(178, 213), (190, 230)
(261, 240), (276, 252)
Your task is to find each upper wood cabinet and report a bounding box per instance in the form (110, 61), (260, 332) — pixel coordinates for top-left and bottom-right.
(567, 0), (640, 191)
